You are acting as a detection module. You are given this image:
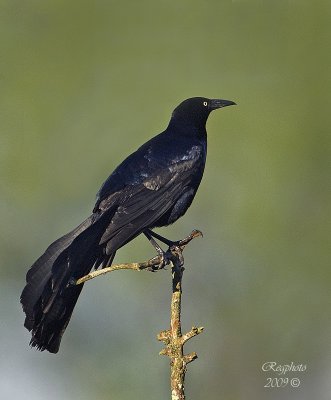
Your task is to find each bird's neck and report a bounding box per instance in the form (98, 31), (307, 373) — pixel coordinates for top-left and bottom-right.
(166, 118), (207, 139)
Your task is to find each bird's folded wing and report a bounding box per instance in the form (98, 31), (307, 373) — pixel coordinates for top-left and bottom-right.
(97, 162), (197, 253)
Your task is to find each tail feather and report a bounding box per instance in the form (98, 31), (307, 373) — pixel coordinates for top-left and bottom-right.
(21, 211), (115, 353)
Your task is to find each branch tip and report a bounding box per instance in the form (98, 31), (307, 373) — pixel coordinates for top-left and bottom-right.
(184, 352), (198, 364)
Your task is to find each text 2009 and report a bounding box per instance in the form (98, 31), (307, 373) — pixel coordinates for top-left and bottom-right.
(264, 377), (301, 388)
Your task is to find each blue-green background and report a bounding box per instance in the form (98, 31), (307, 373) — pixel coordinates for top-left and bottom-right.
(1, 1), (330, 399)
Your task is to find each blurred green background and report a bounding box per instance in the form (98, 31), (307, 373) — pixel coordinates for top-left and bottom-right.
(1, 1), (330, 399)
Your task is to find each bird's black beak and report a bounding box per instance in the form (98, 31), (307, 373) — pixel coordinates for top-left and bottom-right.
(210, 99), (236, 110)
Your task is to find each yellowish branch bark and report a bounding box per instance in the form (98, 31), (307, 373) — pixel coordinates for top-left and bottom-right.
(157, 243), (204, 400)
(75, 257), (160, 285)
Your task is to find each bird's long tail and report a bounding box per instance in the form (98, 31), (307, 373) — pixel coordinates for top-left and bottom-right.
(20, 212), (114, 353)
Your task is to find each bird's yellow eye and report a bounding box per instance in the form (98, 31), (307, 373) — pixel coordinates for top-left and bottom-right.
(203, 101), (208, 107)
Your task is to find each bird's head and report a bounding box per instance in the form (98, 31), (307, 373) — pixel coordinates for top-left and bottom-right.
(169, 97), (236, 132)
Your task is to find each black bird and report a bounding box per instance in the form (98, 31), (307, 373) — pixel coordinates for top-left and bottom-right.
(21, 97), (235, 353)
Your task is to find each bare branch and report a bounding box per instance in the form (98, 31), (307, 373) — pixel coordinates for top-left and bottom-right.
(75, 229), (204, 400)
(75, 256), (162, 285)
(157, 234), (204, 400)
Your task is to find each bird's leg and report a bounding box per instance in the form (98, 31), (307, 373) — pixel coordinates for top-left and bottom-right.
(144, 229), (203, 270)
(144, 228), (178, 248)
(144, 229), (202, 269)
(143, 230), (170, 269)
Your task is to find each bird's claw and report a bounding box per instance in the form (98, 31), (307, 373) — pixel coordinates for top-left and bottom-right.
(157, 251), (172, 270)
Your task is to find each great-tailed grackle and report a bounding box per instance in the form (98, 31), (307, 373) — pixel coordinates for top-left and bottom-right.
(21, 97), (236, 353)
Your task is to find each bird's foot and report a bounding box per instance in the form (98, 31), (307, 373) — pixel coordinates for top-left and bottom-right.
(146, 247), (181, 271)
(168, 245), (185, 268)
(144, 228), (203, 271)
(167, 230), (203, 269)
(158, 251), (172, 270)
(144, 252), (171, 272)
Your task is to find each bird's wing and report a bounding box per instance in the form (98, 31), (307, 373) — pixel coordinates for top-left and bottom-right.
(97, 158), (200, 253)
